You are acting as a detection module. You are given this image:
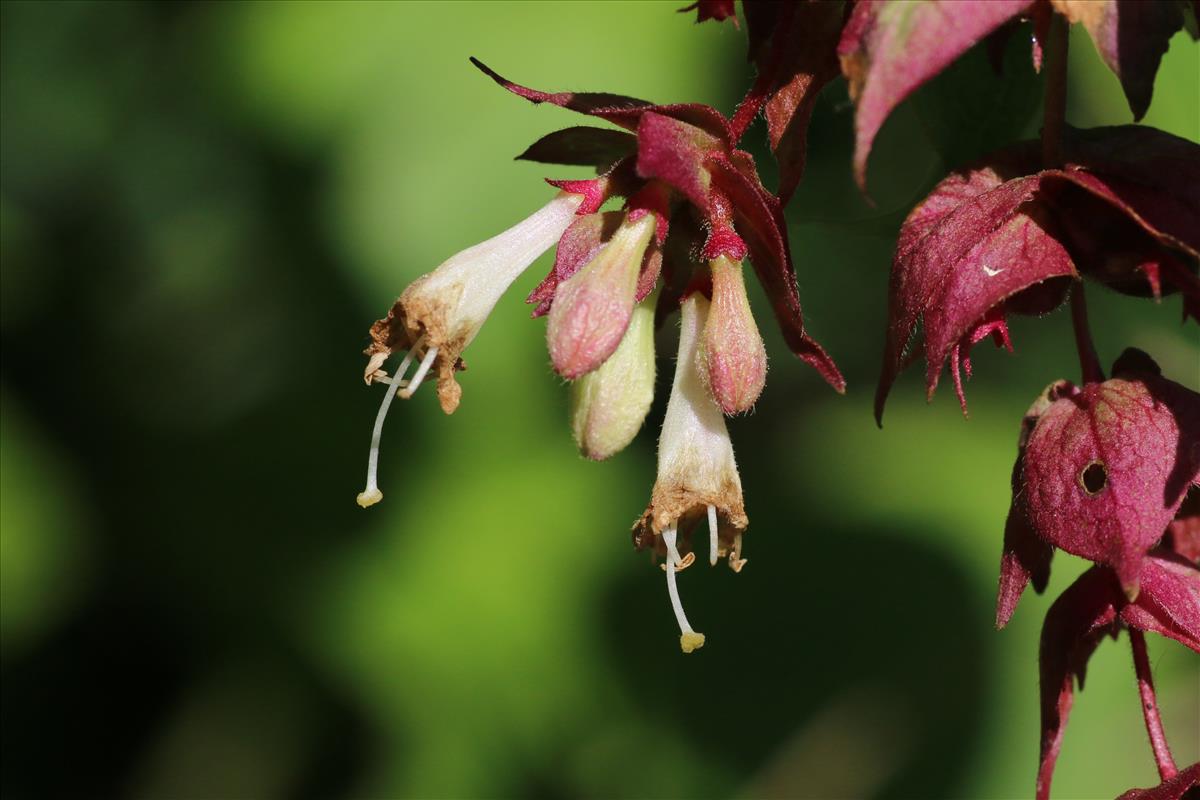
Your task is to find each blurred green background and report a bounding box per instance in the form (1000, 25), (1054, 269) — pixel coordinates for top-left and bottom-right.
(1, 2), (1197, 798)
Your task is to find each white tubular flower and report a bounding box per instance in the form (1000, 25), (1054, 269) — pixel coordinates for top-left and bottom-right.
(357, 190), (583, 508)
(633, 292), (749, 653)
(569, 290), (657, 461)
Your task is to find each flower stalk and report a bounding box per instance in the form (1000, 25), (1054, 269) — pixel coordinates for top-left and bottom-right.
(1130, 629), (1178, 782)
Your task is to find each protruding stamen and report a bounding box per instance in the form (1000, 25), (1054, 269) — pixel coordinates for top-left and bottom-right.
(356, 336), (431, 508)
(399, 346), (439, 399)
(707, 504), (719, 566)
(358, 371), (400, 509)
(663, 527), (705, 653)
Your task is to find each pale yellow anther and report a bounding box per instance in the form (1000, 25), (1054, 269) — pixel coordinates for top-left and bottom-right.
(356, 489), (383, 508)
(680, 632), (706, 653)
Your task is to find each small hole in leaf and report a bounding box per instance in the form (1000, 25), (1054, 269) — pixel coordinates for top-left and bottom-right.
(1080, 461), (1107, 495)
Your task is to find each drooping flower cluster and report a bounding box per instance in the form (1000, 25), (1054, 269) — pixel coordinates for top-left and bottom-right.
(356, 45), (845, 652)
(353, 1), (1197, 794)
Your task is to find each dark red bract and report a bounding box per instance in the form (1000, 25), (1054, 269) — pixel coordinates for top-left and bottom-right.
(472, 57), (845, 392)
(997, 351), (1200, 621)
(874, 127), (1200, 423)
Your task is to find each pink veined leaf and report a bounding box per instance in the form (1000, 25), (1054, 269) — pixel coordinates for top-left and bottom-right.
(1051, 0), (1187, 120)
(837, 0), (1033, 191)
(707, 151), (845, 392)
(516, 126), (637, 168)
(470, 57), (732, 144)
(1018, 358), (1200, 596)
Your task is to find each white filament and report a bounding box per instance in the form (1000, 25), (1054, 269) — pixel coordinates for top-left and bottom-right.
(391, 336), (425, 384)
(707, 504), (718, 566)
(358, 336), (428, 506)
(399, 346), (438, 399)
(663, 527), (696, 636)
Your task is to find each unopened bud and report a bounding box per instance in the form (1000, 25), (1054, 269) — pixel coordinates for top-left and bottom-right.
(547, 213), (656, 379)
(570, 292), (657, 460)
(703, 256), (767, 414)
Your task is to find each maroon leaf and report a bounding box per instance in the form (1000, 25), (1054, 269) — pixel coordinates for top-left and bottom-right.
(1059, 125), (1200, 256)
(470, 57), (732, 144)
(516, 126), (637, 168)
(678, 0), (736, 25)
(875, 155), (1075, 423)
(742, 0), (783, 63)
(1036, 554), (1199, 800)
(837, 0), (1033, 191)
(876, 127), (1200, 422)
(752, 0), (845, 205)
(1116, 762), (1200, 800)
(1051, 0), (1186, 120)
(1046, 127), (1200, 311)
(707, 152), (845, 392)
(1018, 360), (1200, 595)
(1036, 565), (1121, 800)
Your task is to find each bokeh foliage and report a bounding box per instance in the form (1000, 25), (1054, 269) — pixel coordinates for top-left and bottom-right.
(1, 2), (1197, 798)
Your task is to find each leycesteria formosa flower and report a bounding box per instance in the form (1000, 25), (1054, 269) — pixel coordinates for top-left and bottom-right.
(355, 52), (843, 651)
(357, 189), (587, 507)
(633, 292), (749, 653)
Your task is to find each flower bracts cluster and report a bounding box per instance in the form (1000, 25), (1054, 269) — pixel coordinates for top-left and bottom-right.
(853, 2), (1199, 797)
(996, 352), (1200, 800)
(356, 52), (844, 653)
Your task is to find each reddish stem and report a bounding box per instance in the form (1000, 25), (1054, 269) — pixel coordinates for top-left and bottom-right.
(1069, 284), (1104, 384)
(1130, 629), (1178, 782)
(729, 73), (770, 144)
(1041, 13), (1069, 168)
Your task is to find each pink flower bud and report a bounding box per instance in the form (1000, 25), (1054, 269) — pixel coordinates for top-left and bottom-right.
(702, 256), (767, 414)
(569, 293), (657, 461)
(546, 213), (656, 379)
